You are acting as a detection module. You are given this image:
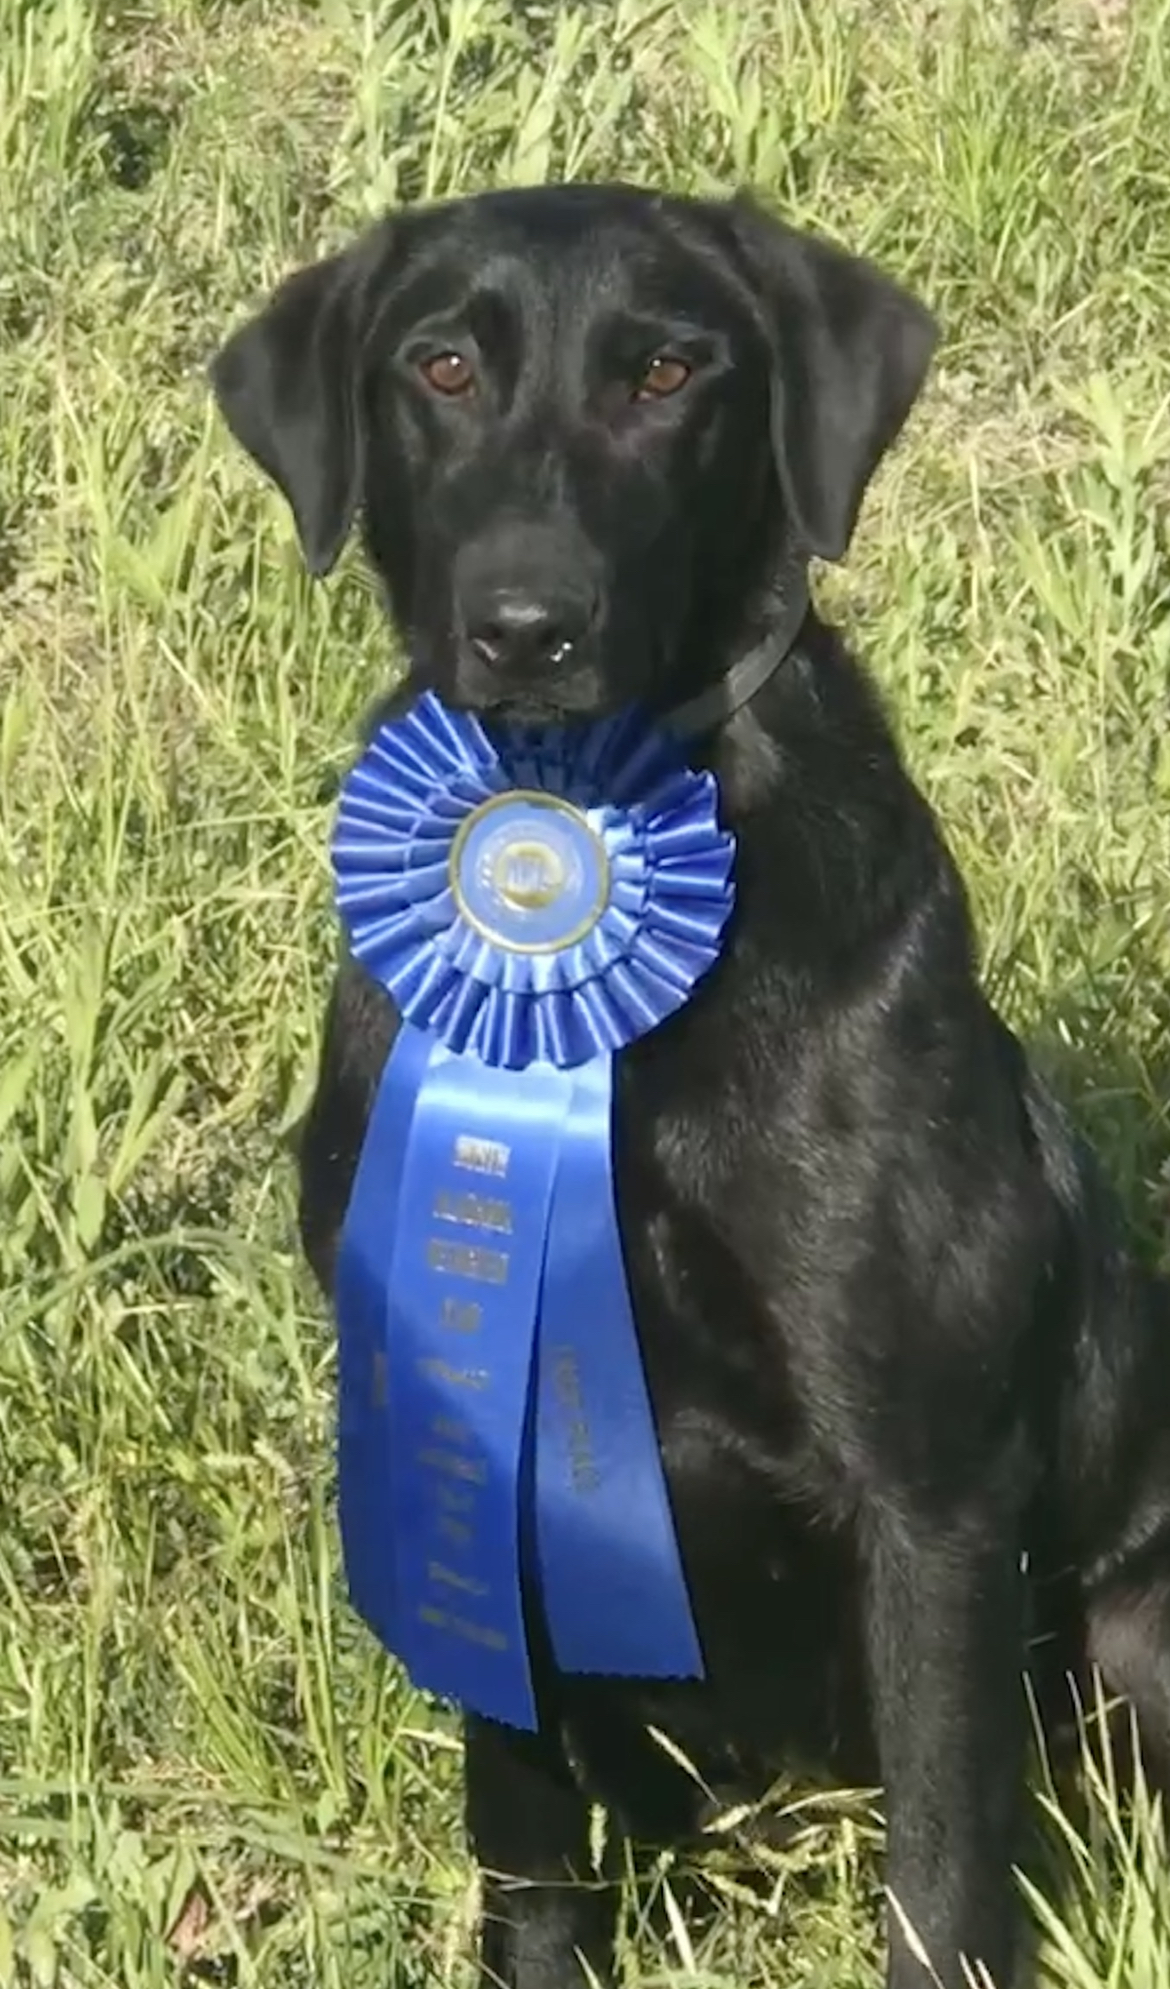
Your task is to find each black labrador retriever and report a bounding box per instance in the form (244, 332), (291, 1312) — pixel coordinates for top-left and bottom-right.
(210, 183), (1170, 1989)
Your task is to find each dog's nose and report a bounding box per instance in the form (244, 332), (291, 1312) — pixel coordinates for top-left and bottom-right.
(464, 587), (592, 674)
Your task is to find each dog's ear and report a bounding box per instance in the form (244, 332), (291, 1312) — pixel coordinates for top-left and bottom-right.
(723, 195), (938, 563)
(210, 243), (372, 577)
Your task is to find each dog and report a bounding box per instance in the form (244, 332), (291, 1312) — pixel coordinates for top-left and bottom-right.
(210, 183), (1170, 1989)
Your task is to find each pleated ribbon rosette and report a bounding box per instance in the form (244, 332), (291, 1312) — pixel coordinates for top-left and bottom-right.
(331, 692), (734, 1729)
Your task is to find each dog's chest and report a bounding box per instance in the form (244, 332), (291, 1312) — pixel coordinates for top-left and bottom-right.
(609, 1029), (861, 1557)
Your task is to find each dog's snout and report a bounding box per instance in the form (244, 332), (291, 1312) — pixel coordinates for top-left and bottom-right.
(464, 584), (594, 674)
(453, 527), (600, 686)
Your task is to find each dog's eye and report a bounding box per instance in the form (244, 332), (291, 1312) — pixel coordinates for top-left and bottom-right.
(419, 351), (476, 397)
(634, 354), (692, 401)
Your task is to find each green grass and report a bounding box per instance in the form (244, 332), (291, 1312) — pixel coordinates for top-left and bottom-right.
(1, 0), (1169, 1981)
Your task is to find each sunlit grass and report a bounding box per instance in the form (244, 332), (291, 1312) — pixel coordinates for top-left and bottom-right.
(1, 0), (1168, 1981)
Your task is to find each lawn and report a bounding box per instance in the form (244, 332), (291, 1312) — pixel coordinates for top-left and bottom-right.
(1, 0), (1169, 1982)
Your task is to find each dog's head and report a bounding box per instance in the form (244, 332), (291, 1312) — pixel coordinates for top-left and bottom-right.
(210, 184), (936, 724)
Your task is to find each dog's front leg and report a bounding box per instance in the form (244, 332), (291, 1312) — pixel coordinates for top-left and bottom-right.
(863, 1508), (1026, 1989)
(464, 1713), (618, 1988)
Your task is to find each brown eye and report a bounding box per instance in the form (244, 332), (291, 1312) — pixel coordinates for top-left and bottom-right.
(635, 354), (692, 401)
(420, 351), (475, 397)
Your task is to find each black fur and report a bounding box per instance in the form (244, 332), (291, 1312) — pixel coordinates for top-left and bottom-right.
(211, 183), (1170, 1989)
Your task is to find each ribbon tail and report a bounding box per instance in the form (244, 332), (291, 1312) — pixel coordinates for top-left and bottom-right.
(334, 1022), (432, 1657)
(535, 1057), (704, 1681)
(381, 1042), (574, 1730)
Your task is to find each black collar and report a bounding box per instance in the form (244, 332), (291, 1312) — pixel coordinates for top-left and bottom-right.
(663, 573), (809, 742)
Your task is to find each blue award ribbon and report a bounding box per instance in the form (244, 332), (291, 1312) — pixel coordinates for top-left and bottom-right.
(332, 693), (735, 1729)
